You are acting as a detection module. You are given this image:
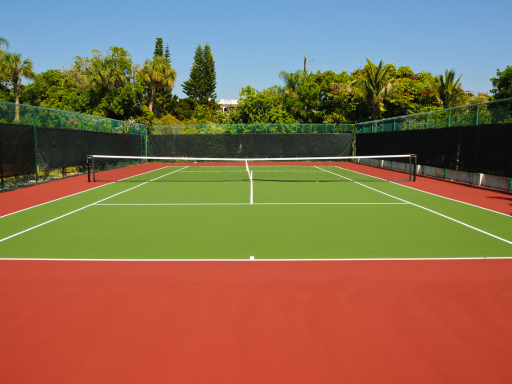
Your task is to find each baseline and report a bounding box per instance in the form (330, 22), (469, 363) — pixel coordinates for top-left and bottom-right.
(1, 257), (512, 261)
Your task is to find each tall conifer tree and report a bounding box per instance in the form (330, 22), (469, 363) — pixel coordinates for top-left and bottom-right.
(154, 38), (164, 57)
(164, 43), (171, 65)
(182, 42), (217, 103)
(203, 42), (217, 101)
(182, 43), (204, 100)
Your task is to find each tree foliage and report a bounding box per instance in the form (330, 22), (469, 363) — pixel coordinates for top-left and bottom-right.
(154, 38), (164, 57)
(182, 42), (217, 103)
(228, 86), (298, 124)
(0, 36), (500, 126)
(0, 52), (35, 105)
(142, 55), (177, 112)
(164, 43), (171, 65)
(332, 59), (402, 120)
(490, 66), (512, 100)
(432, 69), (466, 108)
(278, 70), (303, 94)
(0, 37), (9, 56)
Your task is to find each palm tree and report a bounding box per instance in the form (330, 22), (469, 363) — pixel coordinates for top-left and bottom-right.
(87, 56), (126, 95)
(333, 58), (400, 120)
(0, 37), (9, 56)
(142, 56), (177, 113)
(82, 51), (131, 117)
(278, 70), (303, 94)
(0, 52), (35, 122)
(432, 69), (465, 108)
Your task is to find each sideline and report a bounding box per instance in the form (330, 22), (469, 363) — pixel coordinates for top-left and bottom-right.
(317, 166), (512, 246)
(0, 167), (187, 243)
(0, 165), (167, 219)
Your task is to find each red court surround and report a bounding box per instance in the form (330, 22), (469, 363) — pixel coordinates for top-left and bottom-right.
(1, 260), (511, 383)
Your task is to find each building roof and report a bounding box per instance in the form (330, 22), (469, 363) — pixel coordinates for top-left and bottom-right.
(219, 99), (238, 105)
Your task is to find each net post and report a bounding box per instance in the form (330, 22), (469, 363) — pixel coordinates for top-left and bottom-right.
(409, 156), (412, 181)
(87, 156), (91, 182)
(413, 155), (417, 182)
(92, 156), (96, 182)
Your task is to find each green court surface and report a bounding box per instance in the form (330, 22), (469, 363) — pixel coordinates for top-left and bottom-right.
(0, 165), (511, 259)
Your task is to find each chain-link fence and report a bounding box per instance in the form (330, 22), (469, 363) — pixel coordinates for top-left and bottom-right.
(0, 100), (147, 135)
(354, 97), (512, 134)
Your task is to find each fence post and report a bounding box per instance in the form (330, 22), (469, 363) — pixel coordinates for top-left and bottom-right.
(97, 119), (100, 131)
(110, 120), (113, 133)
(353, 129), (357, 156)
(475, 105), (479, 125)
(408, 119), (411, 130)
(448, 110), (451, 127)
(144, 128), (148, 157)
(393, 120), (396, 131)
(426, 114), (429, 129)
(33, 108), (38, 184)
(81, 115), (83, 130)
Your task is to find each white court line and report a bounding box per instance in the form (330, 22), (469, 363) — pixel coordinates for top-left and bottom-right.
(0, 167), (188, 244)
(1, 257), (512, 261)
(0, 182), (109, 219)
(250, 171), (254, 205)
(316, 166), (512, 246)
(392, 180), (512, 218)
(0, 164), (170, 219)
(94, 202), (408, 206)
(338, 163), (511, 218)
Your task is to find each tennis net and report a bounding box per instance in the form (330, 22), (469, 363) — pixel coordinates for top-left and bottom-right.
(87, 155), (416, 183)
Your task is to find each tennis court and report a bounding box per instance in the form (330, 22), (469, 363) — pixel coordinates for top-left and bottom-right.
(1, 156), (511, 259)
(1, 156), (512, 383)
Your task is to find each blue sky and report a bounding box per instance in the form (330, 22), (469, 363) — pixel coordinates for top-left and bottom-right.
(2, 0), (510, 100)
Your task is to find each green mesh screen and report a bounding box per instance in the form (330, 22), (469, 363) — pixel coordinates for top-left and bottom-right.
(148, 133), (353, 158)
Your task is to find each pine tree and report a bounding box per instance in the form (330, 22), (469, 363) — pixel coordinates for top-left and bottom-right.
(182, 43), (204, 100)
(182, 42), (217, 103)
(202, 42), (217, 101)
(164, 43), (171, 65)
(154, 38), (164, 57)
